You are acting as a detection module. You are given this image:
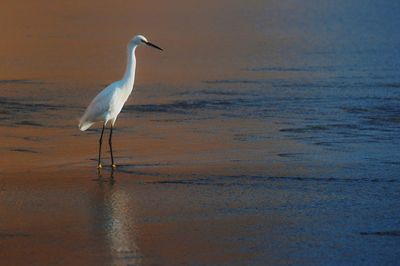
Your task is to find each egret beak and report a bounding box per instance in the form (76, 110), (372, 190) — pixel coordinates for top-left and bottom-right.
(144, 41), (163, 51)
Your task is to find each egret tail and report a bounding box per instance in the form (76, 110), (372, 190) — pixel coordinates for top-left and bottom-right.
(79, 121), (95, 131)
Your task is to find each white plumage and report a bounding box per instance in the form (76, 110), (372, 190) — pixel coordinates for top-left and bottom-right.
(79, 79), (131, 131)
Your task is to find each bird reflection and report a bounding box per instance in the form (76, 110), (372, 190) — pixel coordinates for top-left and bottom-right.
(92, 168), (142, 264)
(95, 168), (115, 185)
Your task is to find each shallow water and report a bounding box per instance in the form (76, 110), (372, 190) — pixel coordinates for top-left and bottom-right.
(1, 0), (400, 265)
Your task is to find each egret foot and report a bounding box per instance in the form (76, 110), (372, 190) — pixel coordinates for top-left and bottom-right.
(97, 164), (103, 169)
(111, 164), (117, 169)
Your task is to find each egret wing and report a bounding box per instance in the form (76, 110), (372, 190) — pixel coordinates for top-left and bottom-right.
(79, 82), (120, 131)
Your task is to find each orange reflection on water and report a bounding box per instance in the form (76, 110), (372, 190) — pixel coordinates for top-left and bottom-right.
(0, 0), (267, 86)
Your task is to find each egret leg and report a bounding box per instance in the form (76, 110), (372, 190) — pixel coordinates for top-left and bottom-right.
(98, 124), (105, 169)
(109, 124), (116, 168)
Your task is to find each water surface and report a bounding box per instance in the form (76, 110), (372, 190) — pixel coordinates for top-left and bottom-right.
(0, 0), (400, 265)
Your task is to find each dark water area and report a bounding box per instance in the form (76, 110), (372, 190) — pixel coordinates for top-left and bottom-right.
(1, 0), (400, 265)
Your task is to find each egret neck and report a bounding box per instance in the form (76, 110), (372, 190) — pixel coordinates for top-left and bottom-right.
(122, 44), (137, 93)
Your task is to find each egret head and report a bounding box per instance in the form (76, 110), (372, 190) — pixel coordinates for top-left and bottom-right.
(131, 35), (163, 51)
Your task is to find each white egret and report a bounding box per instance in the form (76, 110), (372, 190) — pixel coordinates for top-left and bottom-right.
(79, 35), (163, 168)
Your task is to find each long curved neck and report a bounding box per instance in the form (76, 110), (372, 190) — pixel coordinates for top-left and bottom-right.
(122, 44), (137, 90)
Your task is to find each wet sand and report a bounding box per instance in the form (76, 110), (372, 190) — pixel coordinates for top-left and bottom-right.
(1, 85), (399, 266)
(1, 0), (400, 265)
(1, 166), (399, 265)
